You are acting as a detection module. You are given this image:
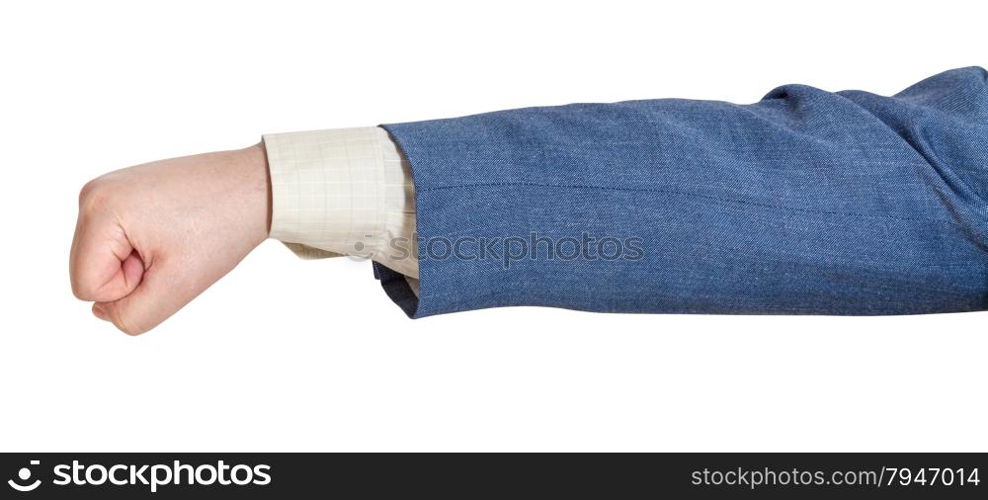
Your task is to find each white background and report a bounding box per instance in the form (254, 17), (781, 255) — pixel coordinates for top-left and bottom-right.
(1, 0), (985, 451)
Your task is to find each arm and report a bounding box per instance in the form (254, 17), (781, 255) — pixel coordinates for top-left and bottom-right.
(70, 67), (988, 334)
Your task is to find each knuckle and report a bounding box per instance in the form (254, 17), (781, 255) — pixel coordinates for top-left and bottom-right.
(78, 178), (103, 203)
(71, 280), (94, 300)
(78, 178), (113, 214)
(69, 262), (105, 301)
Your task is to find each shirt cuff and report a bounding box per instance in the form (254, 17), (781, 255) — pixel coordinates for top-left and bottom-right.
(263, 126), (419, 278)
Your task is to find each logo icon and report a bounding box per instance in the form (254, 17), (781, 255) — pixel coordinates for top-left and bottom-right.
(8, 460), (41, 492)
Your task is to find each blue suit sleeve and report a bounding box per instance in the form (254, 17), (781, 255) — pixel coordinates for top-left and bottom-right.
(380, 67), (988, 317)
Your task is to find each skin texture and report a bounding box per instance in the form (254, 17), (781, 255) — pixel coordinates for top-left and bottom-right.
(70, 143), (271, 335)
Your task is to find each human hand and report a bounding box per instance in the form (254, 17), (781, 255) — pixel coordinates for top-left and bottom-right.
(70, 143), (271, 335)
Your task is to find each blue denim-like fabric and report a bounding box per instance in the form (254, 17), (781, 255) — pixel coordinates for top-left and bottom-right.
(379, 67), (988, 317)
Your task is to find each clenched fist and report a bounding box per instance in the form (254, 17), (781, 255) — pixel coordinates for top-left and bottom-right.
(70, 143), (271, 335)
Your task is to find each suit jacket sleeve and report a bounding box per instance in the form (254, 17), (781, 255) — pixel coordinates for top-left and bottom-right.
(379, 67), (988, 318)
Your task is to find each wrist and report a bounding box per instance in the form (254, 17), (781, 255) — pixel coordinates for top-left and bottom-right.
(235, 142), (272, 245)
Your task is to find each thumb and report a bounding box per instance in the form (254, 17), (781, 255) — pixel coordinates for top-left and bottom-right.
(95, 259), (193, 335)
(70, 209), (145, 303)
